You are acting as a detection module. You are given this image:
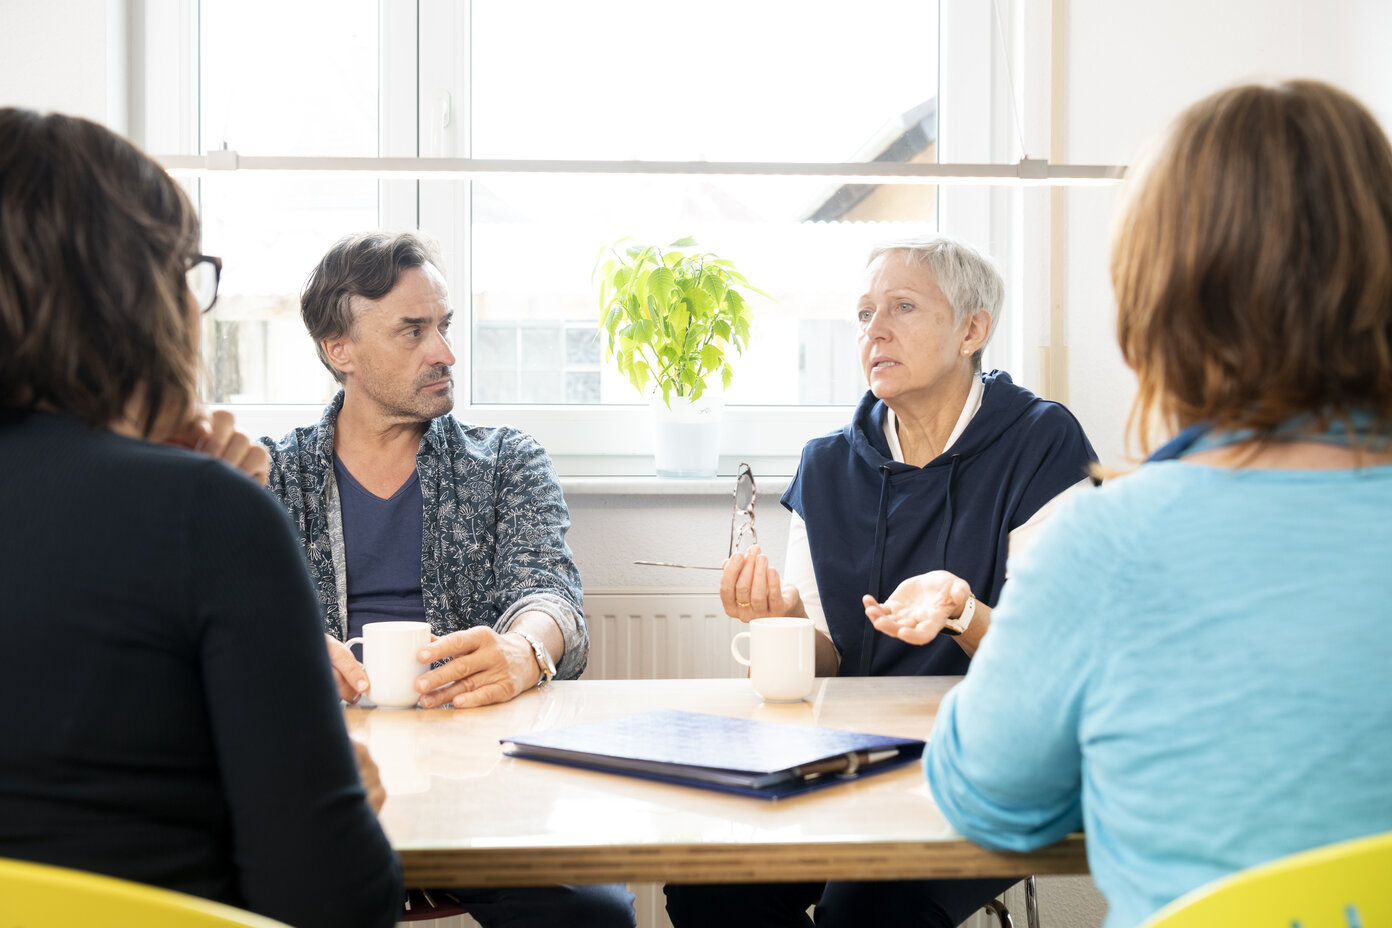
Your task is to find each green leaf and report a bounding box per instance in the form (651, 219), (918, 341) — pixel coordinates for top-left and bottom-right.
(601, 302), (622, 334)
(702, 275), (727, 305)
(669, 236), (698, 248)
(685, 286), (713, 320)
(632, 360), (651, 392)
(712, 319), (732, 341)
(670, 302), (689, 337)
(647, 266), (675, 306)
(733, 315), (751, 348)
(721, 363), (733, 390)
(699, 344), (722, 371)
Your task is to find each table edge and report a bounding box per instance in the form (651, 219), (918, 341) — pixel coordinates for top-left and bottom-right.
(398, 835), (1088, 886)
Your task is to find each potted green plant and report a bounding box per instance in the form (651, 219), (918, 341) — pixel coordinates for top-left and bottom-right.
(594, 236), (767, 477)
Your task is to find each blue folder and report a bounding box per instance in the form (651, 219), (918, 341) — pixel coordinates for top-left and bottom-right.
(501, 709), (925, 799)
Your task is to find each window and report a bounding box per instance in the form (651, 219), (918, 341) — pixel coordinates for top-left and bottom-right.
(139, 1), (1032, 473)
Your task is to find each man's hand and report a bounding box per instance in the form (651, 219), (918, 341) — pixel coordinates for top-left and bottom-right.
(350, 737), (386, 814)
(414, 626), (539, 709)
(326, 634), (371, 703)
(720, 544), (806, 623)
(168, 408), (271, 485)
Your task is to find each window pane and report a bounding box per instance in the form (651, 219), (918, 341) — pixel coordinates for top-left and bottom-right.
(470, 1), (940, 163)
(467, 0), (940, 406)
(192, 1), (943, 408)
(199, 0), (378, 156)
(199, 176), (375, 404)
(462, 175), (937, 407)
(197, 0), (380, 403)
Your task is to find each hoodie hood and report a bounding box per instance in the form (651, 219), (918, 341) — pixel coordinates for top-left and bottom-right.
(848, 370), (1041, 474)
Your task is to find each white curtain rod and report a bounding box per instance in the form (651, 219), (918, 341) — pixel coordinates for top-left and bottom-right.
(154, 152), (1126, 186)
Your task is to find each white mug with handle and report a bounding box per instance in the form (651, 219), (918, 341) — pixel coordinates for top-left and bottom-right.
(344, 621), (432, 709)
(731, 616), (816, 703)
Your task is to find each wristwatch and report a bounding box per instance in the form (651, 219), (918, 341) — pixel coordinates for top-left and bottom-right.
(514, 630), (557, 687)
(941, 593), (976, 637)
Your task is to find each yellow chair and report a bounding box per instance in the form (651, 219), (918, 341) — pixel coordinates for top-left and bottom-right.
(0, 857), (294, 927)
(1140, 831), (1392, 928)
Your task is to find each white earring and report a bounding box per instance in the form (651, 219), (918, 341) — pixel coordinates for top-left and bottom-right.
(961, 348), (970, 356)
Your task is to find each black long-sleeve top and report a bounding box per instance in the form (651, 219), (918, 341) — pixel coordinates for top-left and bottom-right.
(0, 409), (402, 928)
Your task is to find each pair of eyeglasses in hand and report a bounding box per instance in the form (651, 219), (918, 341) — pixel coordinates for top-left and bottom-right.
(634, 463), (758, 571)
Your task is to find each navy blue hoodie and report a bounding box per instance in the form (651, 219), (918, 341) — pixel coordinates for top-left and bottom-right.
(781, 370), (1096, 677)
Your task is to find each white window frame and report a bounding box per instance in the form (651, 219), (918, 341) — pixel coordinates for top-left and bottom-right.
(132, 0), (1039, 477)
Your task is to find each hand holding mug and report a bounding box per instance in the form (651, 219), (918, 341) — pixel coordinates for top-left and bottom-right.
(344, 621), (432, 709)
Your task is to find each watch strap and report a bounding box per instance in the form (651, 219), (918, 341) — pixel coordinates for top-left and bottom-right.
(941, 593), (976, 637)
(514, 630), (556, 687)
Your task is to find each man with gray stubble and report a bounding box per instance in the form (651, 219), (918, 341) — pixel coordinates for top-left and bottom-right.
(261, 230), (634, 928)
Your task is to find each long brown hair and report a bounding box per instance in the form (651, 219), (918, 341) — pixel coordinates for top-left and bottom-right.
(0, 108), (201, 435)
(1112, 80), (1392, 456)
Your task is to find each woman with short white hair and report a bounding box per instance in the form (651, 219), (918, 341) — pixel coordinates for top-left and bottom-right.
(666, 234), (1097, 928)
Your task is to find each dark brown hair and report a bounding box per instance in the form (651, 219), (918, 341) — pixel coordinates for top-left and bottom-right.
(300, 231), (443, 383)
(0, 108), (201, 434)
(1113, 80), (1392, 455)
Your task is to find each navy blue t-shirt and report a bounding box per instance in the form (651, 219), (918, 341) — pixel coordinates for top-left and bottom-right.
(333, 456), (428, 648)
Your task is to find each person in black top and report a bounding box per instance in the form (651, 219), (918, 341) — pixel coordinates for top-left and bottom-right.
(0, 107), (402, 928)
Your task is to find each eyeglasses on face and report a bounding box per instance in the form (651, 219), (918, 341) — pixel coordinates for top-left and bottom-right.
(186, 254), (222, 314)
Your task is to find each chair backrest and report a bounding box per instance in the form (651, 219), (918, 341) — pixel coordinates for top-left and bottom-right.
(0, 857), (294, 928)
(1140, 831), (1392, 928)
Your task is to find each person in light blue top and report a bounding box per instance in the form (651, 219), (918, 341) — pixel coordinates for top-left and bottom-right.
(864, 79), (1392, 928)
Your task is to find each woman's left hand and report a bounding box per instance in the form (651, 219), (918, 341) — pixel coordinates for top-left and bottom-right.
(863, 570), (971, 645)
(168, 408), (271, 485)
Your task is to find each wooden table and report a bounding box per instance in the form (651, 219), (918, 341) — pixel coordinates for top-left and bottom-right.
(344, 676), (1087, 887)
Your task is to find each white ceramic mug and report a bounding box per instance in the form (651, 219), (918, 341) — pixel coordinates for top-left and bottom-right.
(344, 621), (432, 709)
(730, 616), (816, 703)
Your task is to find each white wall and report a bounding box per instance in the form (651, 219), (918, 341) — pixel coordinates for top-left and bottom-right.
(1060, 0), (1392, 467)
(0, 0), (127, 129)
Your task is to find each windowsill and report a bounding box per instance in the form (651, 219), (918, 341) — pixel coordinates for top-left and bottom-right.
(560, 474), (793, 497)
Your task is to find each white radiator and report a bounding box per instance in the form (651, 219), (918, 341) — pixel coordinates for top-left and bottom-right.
(582, 591), (747, 680)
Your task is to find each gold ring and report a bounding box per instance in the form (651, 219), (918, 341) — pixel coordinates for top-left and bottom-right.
(737, 601), (752, 607)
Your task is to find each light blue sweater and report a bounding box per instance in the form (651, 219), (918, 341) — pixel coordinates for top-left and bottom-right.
(925, 461), (1392, 928)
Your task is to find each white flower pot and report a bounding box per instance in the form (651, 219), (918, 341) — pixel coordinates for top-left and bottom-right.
(650, 389), (723, 478)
